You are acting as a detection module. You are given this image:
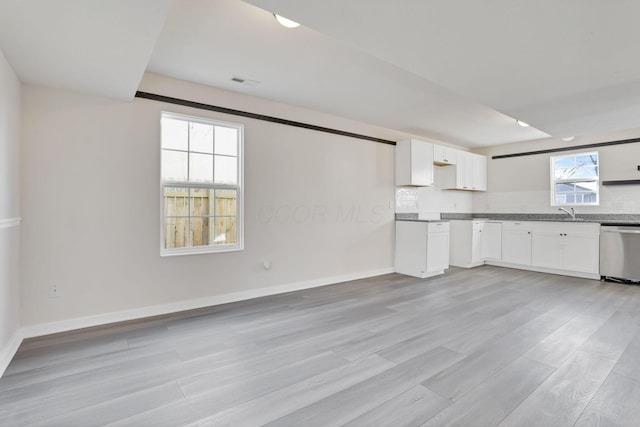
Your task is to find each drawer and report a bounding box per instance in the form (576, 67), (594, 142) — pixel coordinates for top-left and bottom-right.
(531, 221), (600, 234)
(428, 222), (450, 233)
(501, 221), (533, 231)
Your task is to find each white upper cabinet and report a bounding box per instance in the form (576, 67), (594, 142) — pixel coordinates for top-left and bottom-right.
(441, 151), (487, 191)
(471, 153), (487, 191)
(433, 144), (457, 165)
(395, 139), (434, 186)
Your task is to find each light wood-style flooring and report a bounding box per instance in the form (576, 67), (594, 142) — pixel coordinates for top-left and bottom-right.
(2, 265), (640, 426)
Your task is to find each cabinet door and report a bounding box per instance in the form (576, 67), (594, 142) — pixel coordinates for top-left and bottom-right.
(395, 139), (434, 186)
(471, 222), (483, 263)
(427, 231), (450, 272)
(433, 145), (457, 165)
(411, 140), (434, 186)
(395, 221), (428, 276)
(462, 151), (474, 189)
(481, 222), (502, 260)
(531, 231), (564, 270)
(502, 229), (532, 265)
(563, 233), (599, 274)
(471, 153), (487, 191)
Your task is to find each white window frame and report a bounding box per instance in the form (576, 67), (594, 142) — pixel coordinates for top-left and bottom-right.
(160, 112), (244, 256)
(550, 151), (599, 207)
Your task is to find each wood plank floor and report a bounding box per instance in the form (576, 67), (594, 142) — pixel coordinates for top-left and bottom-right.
(2, 265), (640, 426)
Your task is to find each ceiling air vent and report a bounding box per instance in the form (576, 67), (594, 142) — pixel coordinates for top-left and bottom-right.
(231, 76), (260, 87)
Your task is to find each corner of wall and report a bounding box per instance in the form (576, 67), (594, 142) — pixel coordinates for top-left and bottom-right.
(0, 47), (23, 377)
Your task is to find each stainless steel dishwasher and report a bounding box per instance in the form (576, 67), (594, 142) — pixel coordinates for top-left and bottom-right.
(600, 225), (640, 283)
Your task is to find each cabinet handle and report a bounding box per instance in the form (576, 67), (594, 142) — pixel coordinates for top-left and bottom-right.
(527, 231), (531, 234)
(559, 233), (563, 236)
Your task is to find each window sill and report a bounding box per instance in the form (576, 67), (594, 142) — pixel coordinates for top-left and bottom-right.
(161, 245), (244, 257)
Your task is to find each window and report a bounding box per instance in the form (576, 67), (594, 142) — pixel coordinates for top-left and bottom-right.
(161, 112), (243, 255)
(550, 151), (599, 206)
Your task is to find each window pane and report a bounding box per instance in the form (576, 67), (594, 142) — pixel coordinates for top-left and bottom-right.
(214, 155), (237, 184)
(190, 122), (214, 154)
(554, 194), (567, 204)
(554, 156), (575, 169)
(213, 217), (237, 245)
(164, 217), (188, 249)
(161, 118), (188, 151)
(164, 187), (189, 217)
(576, 181), (598, 192)
(555, 183), (574, 194)
(162, 150), (188, 181)
(190, 217), (212, 247)
(576, 154), (598, 166)
(189, 153), (213, 183)
(554, 167), (574, 180)
(190, 188), (215, 217)
(576, 192), (598, 203)
(215, 126), (238, 156)
(574, 166), (598, 179)
(215, 189), (237, 216)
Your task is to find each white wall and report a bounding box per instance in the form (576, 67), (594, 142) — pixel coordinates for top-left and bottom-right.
(473, 130), (640, 214)
(19, 73), (405, 328)
(0, 48), (21, 371)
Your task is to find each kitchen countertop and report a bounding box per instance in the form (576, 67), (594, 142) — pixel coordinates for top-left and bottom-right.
(396, 213), (640, 225)
(395, 218), (450, 223)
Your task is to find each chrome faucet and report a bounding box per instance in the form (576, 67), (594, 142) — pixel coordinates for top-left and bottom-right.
(558, 207), (576, 219)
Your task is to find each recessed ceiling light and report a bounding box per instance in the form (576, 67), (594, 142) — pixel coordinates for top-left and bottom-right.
(516, 120), (530, 127)
(273, 14), (300, 28)
(561, 136), (575, 141)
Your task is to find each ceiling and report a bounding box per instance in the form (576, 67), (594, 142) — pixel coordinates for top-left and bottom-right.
(0, 0), (171, 100)
(1, 0), (640, 147)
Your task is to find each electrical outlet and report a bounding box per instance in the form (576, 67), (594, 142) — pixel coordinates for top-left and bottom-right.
(49, 284), (60, 298)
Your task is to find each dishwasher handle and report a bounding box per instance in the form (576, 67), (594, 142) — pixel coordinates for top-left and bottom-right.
(602, 229), (640, 234)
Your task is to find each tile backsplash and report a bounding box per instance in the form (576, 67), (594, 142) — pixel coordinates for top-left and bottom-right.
(395, 167), (473, 215)
(472, 185), (640, 214)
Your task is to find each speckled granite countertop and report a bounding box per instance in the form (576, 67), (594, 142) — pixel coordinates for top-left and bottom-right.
(396, 213), (640, 225)
(395, 213), (449, 222)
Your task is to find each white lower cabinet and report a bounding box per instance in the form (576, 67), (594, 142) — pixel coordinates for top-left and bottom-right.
(450, 220), (483, 268)
(501, 222), (533, 266)
(481, 222), (502, 260)
(531, 222), (600, 275)
(397, 218), (600, 280)
(395, 221), (449, 278)
(450, 220), (502, 268)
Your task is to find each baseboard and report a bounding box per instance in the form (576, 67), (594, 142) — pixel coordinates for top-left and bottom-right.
(484, 260), (600, 280)
(20, 267), (395, 340)
(0, 330), (24, 377)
